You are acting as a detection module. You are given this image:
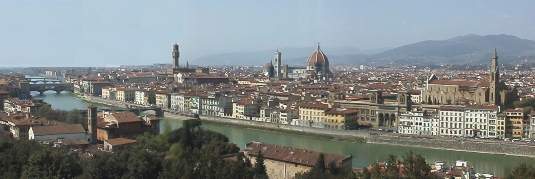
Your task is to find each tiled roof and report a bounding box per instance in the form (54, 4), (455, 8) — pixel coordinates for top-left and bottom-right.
(299, 102), (329, 110)
(32, 123), (85, 136)
(245, 141), (351, 167)
(429, 80), (480, 87)
(106, 138), (137, 146)
(111, 112), (141, 123)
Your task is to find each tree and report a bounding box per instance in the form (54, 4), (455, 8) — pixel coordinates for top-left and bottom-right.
(402, 151), (432, 179)
(507, 163), (535, 179)
(147, 91), (156, 105)
(1, 121), (258, 179)
(124, 149), (162, 179)
(384, 154), (400, 178)
(296, 153), (354, 179)
(254, 151), (268, 179)
(21, 148), (82, 179)
(313, 153), (326, 174)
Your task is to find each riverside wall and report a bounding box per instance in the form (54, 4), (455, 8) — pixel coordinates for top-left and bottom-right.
(80, 95), (535, 158)
(368, 135), (535, 157)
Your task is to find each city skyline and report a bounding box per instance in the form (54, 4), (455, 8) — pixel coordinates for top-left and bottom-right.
(1, 0), (535, 67)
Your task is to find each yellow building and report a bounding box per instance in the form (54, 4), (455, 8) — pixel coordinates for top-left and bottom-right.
(298, 102), (329, 128)
(155, 92), (170, 109)
(116, 88), (135, 102)
(324, 108), (359, 129)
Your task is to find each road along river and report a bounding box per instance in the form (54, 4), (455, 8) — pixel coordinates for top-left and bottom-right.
(36, 91), (535, 176)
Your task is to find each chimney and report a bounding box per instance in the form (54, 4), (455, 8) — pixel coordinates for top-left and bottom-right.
(87, 106), (98, 144)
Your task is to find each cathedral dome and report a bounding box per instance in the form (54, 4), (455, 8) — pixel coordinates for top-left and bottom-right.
(307, 44), (329, 67)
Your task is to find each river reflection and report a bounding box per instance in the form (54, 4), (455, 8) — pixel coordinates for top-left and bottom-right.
(161, 118), (535, 176)
(32, 92), (534, 176)
(31, 91), (88, 110)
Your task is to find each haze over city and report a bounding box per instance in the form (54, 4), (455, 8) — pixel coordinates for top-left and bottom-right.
(1, 0), (535, 67)
(3, 1), (535, 178)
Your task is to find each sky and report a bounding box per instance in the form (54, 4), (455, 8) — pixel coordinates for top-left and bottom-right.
(1, 0), (534, 67)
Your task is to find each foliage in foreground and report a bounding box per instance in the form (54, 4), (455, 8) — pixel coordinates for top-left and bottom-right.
(0, 120), (265, 179)
(359, 152), (438, 179)
(2, 119), (535, 178)
(295, 153), (355, 179)
(506, 163), (535, 179)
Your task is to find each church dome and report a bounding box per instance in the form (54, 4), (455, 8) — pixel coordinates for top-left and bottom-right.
(307, 44), (329, 67)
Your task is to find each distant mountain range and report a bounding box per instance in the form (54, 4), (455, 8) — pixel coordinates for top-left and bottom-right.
(193, 34), (535, 66)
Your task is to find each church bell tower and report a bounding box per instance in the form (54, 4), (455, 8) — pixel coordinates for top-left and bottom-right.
(489, 48), (500, 105)
(172, 43), (180, 72)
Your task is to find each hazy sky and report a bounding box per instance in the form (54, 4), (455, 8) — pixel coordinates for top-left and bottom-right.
(1, 0), (534, 67)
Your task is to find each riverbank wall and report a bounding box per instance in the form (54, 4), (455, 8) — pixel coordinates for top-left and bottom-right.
(368, 135), (535, 158)
(165, 112), (368, 143)
(78, 95), (535, 158)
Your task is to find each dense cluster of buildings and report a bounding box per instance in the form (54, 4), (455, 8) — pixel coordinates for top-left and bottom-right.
(56, 44), (535, 141)
(0, 106), (157, 152)
(1, 44), (535, 144)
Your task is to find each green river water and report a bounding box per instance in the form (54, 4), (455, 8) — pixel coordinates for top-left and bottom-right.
(35, 91), (535, 176)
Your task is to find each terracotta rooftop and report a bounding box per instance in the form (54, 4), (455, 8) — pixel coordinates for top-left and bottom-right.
(429, 80), (480, 87)
(31, 123), (85, 136)
(106, 138), (137, 146)
(299, 102), (329, 110)
(245, 141), (351, 168)
(110, 112), (141, 123)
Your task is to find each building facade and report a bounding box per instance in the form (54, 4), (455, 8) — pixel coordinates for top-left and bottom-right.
(422, 49), (508, 106)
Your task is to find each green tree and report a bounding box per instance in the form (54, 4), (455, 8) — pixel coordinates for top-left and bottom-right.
(313, 153), (326, 174)
(254, 151), (268, 179)
(21, 148), (82, 179)
(124, 149), (162, 179)
(296, 153), (354, 179)
(384, 154), (400, 178)
(401, 151), (432, 179)
(507, 163), (535, 179)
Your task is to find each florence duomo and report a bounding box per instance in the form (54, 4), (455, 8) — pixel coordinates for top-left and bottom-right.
(264, 43), (332, 81)
(3, 1), (535, 178)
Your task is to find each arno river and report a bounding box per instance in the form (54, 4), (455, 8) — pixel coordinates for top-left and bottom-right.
(34, 91), (535, 176)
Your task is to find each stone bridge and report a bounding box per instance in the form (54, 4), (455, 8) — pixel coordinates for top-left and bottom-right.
(26, 76), (72, 95)
(125, 103), (164, 118)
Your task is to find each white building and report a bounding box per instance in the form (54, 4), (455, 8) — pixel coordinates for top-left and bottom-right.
(200, 94), (220, 116)
(134, 90), (147, 105)
(170, 93), (190, 112)
(398, 110), (434, 136)
(170, 93), (182, 111)
(529, 112), (535, 139)
(438, 106), (499, 138)
(101, 87), (116, 100)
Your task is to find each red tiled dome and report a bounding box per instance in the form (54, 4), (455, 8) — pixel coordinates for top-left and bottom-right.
(307, 45), (329, 67)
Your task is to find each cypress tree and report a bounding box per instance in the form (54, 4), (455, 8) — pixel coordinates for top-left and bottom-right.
(254, 151), (268, 179)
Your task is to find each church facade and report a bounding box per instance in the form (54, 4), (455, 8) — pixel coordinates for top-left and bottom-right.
(422, 49), (509, 106)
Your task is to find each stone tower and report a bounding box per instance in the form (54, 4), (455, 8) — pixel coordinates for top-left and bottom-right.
(172, 43), (180, 70)
(273, 50), (282, 79)
(87, 106), (97, 144)
(489, 48), (500, 105)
